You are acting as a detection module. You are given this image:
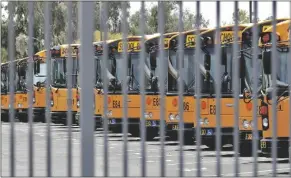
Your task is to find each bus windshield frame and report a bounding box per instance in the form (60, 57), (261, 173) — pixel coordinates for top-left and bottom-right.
(51, 57), (78, 88)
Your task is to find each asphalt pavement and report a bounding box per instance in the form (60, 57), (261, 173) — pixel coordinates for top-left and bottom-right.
(1, 122), (290, 177)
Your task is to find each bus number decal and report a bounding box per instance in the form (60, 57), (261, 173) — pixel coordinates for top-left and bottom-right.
(183, 102), (190, 111)
(113, 100), (121, 108)
(61, 47), (78, 56)
(164, 38), (170, 49)
(186, 35), (196, 47)
(209, 105), (216, 115)
(118, 41), (141, 52)
(153, 98), (160, 107)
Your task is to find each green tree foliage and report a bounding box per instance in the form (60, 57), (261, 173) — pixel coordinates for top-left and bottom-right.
(1, 48), (8, 63)
(232, 9), (250, 24)
(129, 3), (209, 35)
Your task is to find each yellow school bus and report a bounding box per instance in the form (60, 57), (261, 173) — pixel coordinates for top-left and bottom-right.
(13, 50), (48, 122)
(50, 44), (80, 124)
(102, 36), (157, 135)
(165, 29), (208, 144)
(130, 32), (178, 140)
(75, 41), (115, 129)
(196, 24), (253, 150)
(239, 18), (289, 156)
(32, 50), (47, 122)
(1, 58), (29, 121)
(1, 61), (11, 122)
(259, 20), (290, 158)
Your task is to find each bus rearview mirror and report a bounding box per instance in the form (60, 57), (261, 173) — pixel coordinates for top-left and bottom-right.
(34, 61), (40, 74)
(128, 55), (132, 69)
(150, 51), (157, 70)
(204, 54), (211, 71)
(263, 51), (271, 75)
(221, 47), (227, 65)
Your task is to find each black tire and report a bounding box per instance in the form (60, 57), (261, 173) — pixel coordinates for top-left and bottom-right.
(18, 114), (28, 122)
(1, 113), (9, 122)
(204, 140), (215, 151)
(240, 143), (252, 157)
(130, 128), (140, 137)
(146, 131), (157, 141)
(184, 135), (194, 145)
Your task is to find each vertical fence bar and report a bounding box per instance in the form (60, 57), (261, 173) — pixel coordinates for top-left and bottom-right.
(249, 1), (252, 23)
(101, 1), (109, 176)
(289, 2), (291, 175)
(121, 2), (129, 176)
(44, 2), (52, 176)
(177, 1), (184, 176)
(139, 1), (147, 176)
(66, 1), (73, 176)
(214, 1), (221, 176)
(158, 1), (166, 176)
(194, 1), (202, 177)
(100, 1), (109, 177)
(79, 1), (95, 176)
(232, 1), (240, 176)
(251, 1), (259, 176)
(8, 2), (15, 176)
(27, 2), (34, 177)
(271, 1), (277, 176)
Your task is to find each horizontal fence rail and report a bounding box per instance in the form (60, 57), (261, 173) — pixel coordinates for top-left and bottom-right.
(1, 1), (291, 177)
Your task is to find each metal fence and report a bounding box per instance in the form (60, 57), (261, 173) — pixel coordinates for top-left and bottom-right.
(1, 1), (291, 177)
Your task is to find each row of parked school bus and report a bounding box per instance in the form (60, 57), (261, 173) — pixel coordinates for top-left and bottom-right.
(1, 18), (290, 158)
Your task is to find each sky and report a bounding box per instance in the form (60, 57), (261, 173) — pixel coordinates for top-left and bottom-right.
(130, 1), (290, 28)
(1, 1), (290, 28)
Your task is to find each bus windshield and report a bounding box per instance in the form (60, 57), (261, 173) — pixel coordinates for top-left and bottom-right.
(110, 52), (150, 92)
(277, 49), (289, 85)
(168, 49), (197, 92)
(33, 63), (47, 85)
(243, 48), (263, 91)
(52, 57), (78, 87)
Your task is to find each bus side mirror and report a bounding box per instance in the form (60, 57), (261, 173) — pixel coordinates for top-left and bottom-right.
(258, 54), (262, 59)
(63, 59), (67, 74)
(263, 51), (271, 75)
(239, 53), (245, 78)
(34, 61), (40, 74)
(150, 51), (157, 70)
(221, 47), (227, 65)
(128, 55), (132, 69)
(204, 54), (211, 71)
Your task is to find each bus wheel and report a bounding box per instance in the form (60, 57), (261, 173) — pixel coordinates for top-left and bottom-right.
(146, 132), (157, 141)
(18, 114), (28, 122)
(204, 140), (215, 151)
(130, 129), (140, 137)
(1, 114), (9, 122)
(240, 143), (252, 157)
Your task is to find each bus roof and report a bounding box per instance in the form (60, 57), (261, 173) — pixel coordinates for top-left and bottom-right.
(51, 43), (80, 58)
(259, 19), (291, 47)
(199, 24), (251, 45)
(144, 32), (179, 51)
(168, 28), (209, 49)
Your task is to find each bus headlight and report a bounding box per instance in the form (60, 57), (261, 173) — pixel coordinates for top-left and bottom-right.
(249, 120), (254, 128)
(148, 112), (153, 118)
(77, 100), (80, 107)
(50, 100), (54, 106)
(18, 103), (22, 108)
(200, 118), (204, 125)
(204, 118), (209, 125)
(263, 118), (268, 127)
(144, 112), (149, 118)
(169, 113), (175, 121)
(33, 98), (36, 103)
(175, 114), (180, 120)
(107, 110), (112, 117)
(243, 119), (249, 128)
